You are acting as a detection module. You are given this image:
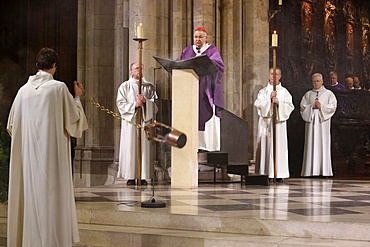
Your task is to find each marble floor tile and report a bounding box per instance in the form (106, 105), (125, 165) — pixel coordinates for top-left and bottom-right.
(74, 178), (370, 223)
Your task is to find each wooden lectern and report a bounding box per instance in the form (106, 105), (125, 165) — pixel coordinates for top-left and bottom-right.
(153, 55), (218, 189)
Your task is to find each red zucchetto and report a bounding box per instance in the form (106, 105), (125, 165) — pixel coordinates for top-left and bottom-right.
(195, 27), (207, 33)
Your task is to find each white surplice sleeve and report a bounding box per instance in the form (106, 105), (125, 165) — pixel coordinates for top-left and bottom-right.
(300, 92), (314, 123)
(7, 102), (15, 137)
(318, 91), (337, 122)
(116, 81), (137, 120)
(63, 85), (88, 138)
(254, 88), (273, 118)
(276, 88), (294, 122)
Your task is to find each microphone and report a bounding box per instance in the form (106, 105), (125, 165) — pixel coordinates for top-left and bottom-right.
(153, 66), (162, 71)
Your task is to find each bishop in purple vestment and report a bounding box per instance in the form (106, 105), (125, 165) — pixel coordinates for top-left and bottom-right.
(178, 27), (224, 151)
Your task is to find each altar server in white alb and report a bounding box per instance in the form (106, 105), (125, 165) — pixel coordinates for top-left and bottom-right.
(7, 47), (88, 246)
(117, 62), (157, 186)
(254, 67), (294, 181)
(300, 73), (337, 177)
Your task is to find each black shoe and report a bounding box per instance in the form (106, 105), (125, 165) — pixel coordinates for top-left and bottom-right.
(276, 178), (284, 183)
(127, 179), (136, 185)
(140, 179), (148, 186)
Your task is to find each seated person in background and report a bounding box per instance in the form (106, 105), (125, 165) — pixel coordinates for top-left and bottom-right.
(353, 76), (362, 90)
(363, 79), (370, 91)
(325, 71), (346, 90)
(344, 76), (354, 90)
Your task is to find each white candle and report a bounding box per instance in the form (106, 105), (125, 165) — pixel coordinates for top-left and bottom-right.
(137, 23), (144, 38)
(278, 0), (282, 6)
(272, 31), (278, 47)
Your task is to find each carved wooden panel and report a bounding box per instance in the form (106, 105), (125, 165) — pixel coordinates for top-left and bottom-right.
(331, 91), (370, 177)
(272, 0), (370, 89)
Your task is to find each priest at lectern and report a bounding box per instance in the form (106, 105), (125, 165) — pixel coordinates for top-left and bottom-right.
(178, 27), (224, 151)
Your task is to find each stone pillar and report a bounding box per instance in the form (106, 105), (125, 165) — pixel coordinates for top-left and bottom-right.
(193, 1), (217, 45)
(105, 0), (130, 185)
(172, 1), (192, 59)
(242, 0), (269, 160)
(128, 0), (168, 79)
(209, 0), (269, 161)
(75, 0), (116, 187)
(219, 0), (243, 117)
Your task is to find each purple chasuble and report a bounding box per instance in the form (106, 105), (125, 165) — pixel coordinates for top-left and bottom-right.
(178, 45), (224, 131)
(324, 82), (346, 90)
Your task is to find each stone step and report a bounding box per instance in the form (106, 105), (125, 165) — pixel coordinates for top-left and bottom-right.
(74, 207), (370, 243)
(2, 220), (370, 247)
(73, 223), (370, 247)
(2, 204), (370, 246)
(2, 220), (369, 247)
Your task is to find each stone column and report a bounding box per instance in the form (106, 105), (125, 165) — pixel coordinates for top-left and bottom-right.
(104, 0), (130, 185)
(193, 0), (217, 45)
(242, 0), (269, 160)
(128, 0), (167, 79)
(172, 1), (192, 59)
(219, 0), (243, 117)
(75, 0), (116, 187)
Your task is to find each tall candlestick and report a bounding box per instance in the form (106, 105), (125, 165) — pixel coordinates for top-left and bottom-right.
(272, 30), (278, 47)
(278, 0), (282, 6)
(137, 23), (144, 38)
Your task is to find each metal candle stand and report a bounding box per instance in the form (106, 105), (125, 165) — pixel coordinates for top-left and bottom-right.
(133, 37), (166, 208)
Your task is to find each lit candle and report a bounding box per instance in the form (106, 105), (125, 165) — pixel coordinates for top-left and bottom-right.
(137, 23), (144, 38)
(272, 30), (278, 47)
(278, 0), (282, 6)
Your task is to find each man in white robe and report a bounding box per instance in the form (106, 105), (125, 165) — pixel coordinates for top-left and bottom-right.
(6, 47), (88, 247)
(117, 62), (157, 185)
(300, 73), (337, 177)
(254, 67), (294, 181)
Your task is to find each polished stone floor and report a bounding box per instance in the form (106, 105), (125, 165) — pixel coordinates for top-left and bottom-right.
(74, 178), (370, 223)
(2, 178), (370, 246)
(70, 177), (370, 246)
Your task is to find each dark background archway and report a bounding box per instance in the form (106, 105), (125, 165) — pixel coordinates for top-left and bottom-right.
(0, 0), (77, 122)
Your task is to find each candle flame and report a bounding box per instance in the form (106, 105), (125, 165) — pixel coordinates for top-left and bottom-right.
(139, 23), (142, 26)
(273, 30), (277, 34)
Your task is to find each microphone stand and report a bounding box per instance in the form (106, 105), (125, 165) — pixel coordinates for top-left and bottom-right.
(141, 66), (166, 208)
